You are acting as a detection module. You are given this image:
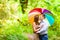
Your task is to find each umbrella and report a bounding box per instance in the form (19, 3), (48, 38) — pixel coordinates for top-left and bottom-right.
(28, 8), (54, 26)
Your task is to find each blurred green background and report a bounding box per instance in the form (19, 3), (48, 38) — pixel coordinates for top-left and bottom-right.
(0, 0), (60, 40)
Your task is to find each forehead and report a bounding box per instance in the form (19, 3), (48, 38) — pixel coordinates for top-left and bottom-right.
(39, 14), (44, 18)
(40, 14), (43, 16)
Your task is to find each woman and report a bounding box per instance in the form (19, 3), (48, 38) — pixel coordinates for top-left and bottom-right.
(32, 15), (41, 40)
(33, 15), (41, 33)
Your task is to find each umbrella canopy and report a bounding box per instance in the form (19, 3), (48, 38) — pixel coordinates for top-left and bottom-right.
(28, 8), (54, 26)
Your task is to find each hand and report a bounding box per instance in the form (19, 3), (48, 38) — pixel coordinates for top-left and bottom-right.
(33, 28), (40, 32)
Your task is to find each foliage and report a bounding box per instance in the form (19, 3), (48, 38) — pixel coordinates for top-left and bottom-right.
(0, 0), (60, 40)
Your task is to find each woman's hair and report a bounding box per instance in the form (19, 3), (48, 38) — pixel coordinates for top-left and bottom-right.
(34, 15), (39, 25)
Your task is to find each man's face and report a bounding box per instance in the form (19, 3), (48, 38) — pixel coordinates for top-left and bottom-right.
(39, 14), (44, 20)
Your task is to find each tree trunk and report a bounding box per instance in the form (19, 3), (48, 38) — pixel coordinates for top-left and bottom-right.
(20, 0), (28, 14)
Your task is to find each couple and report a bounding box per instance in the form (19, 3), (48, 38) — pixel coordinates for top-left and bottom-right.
(32, 13), (49, 40)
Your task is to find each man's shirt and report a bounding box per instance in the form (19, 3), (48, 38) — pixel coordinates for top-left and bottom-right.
(36, 19), (49, 35)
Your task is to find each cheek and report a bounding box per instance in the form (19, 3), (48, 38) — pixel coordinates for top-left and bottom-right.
(40, 16), (42, 19)
(39, 17), (41, 19)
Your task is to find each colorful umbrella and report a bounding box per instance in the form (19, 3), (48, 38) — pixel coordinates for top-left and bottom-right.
(28, 8), (54, 26)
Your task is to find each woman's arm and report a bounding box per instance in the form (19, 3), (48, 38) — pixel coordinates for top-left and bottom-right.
(32, 22), (40, 32)
(32, 23), (37, 32)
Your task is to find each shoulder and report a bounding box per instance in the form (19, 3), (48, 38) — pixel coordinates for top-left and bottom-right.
(43, 19), (49, 26)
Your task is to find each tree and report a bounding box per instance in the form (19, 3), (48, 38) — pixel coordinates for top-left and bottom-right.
(20, 0), (28, 14)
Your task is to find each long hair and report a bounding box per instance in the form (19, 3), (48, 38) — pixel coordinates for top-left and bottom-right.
(34, 15), (40, 25)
